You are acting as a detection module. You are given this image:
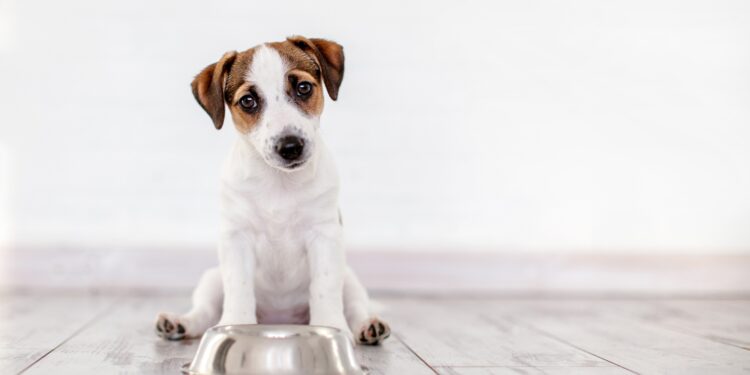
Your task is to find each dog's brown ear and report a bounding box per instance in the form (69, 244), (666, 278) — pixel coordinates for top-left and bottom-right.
(191, 51), (238, 129)
(287, 36), (344, 101)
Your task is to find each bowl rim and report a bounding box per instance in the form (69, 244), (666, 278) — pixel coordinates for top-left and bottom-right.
(206, 324), (345, 339)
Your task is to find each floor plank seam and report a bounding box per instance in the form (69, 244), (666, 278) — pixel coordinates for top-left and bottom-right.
(14, 298), (122, 375)
(486, 314), (641, 375)
(393, 333), (440, 374)
(638, 300), (750, 352)
(644, 319), (750, 353)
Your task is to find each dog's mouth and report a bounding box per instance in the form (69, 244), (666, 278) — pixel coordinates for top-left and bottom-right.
(286, 160), (305, 169)
(268, 157), (309, 172)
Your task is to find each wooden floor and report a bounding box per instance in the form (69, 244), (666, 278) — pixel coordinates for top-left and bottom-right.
(1, 293), (749, 375)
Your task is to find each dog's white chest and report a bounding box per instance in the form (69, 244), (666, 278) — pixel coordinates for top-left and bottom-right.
(240, 184), (321, 310)
(252, 220), (309, 288)
(249, 205), (314, 323)
(218, 139), (341, 324)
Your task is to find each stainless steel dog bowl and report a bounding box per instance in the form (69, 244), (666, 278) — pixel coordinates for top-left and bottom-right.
(182, 325), (365, 375)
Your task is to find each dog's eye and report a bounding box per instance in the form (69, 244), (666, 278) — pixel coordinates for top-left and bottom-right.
(239, 95), (258, 112)
(296, 82), (312, 97)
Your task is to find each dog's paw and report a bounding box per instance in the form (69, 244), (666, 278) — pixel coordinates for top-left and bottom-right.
(357, 317), (391, 345)
(155, 312), (187, 341)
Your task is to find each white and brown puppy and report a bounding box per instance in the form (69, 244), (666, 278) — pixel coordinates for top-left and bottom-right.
(155, 36), (389, 345)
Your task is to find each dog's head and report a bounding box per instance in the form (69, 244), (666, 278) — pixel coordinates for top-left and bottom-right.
(191, 36), (344, 171)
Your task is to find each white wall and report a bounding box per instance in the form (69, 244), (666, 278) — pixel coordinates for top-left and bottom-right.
(0, 0), (749, 252)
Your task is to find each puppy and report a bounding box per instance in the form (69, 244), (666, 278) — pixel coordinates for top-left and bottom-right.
(155, 36), (389, 345)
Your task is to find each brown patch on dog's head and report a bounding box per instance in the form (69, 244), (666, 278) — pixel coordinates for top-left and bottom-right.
(191, 48), (259, 131)
(285, 36), (345, 101)
(267, 40), (326, 117)
(191, 36), (344, 132)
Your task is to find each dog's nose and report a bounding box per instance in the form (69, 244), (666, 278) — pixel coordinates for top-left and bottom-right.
(275, 136), (305, 161)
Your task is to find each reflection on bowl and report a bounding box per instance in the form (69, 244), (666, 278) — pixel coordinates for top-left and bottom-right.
(182, 324), (365, 375)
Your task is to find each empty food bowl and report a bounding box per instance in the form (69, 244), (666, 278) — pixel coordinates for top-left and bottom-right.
(181, 324), (365, 375)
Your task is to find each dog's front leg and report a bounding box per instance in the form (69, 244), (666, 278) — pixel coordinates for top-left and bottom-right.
(217, 231), (257, 325)
(307, 228), (350, 337)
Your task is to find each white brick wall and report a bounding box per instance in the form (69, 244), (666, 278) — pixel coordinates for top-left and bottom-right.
(1, 0), (749, 252)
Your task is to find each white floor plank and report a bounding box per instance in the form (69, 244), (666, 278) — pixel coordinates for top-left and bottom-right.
(648, 300), (750, 350)
(383, 298), (620, 369)
(356, 336), (436, 375)
(497, 300), (750, 375)
(436, 367), (634, 374)
(9, 294), (750, 374)
(22, 296), (198, 375)
(0, 294), (114, 374)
